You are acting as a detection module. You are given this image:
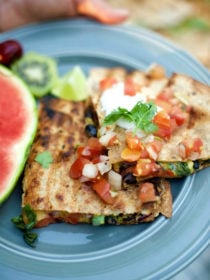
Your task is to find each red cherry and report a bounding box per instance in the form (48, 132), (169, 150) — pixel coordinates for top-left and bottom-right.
(0, 40), (23, 66)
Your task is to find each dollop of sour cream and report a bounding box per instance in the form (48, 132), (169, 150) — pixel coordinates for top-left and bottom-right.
(100, 82), (146, 115)
(100, 82), (149, 132)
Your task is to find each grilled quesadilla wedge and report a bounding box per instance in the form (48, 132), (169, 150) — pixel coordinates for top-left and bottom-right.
(22, 95), (172, 227)
(87, 66), (210, 182)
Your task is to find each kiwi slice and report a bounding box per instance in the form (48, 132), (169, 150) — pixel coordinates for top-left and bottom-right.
(12, 52), (58, 98)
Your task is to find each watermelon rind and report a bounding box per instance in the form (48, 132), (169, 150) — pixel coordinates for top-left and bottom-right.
(0, 65), (38, 205)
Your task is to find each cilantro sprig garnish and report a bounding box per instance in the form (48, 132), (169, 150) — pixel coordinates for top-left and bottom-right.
(35, 150), (53, 168)
(11, 205), (38, 247)
(103, 101), (158, 133)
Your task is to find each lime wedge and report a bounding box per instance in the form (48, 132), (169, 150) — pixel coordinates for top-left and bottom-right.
(52, 66), (88, 101)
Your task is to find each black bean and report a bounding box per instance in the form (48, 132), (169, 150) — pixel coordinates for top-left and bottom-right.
(85, 106), (94, 118)
(85, 124), (97, 137)
(105, 216), (117, 225)
(137, 214), (151, 222)
(123, 173), (137, 184)
(84, 106), (98, 123)
(121, 215), (133, 222)
(119, 162), (136, 173)
(193, 160), (200, 170)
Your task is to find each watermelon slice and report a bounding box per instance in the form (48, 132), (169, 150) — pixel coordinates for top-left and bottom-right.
(0, 65), (38, 204)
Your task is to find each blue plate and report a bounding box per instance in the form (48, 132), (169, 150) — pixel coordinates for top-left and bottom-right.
(0, 19), (209, 280)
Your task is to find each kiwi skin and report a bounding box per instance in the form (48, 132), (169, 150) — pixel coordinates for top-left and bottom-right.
(12, 52), (58, 98)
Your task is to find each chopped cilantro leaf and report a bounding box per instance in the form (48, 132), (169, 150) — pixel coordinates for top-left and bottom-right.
(103, 101), (158, 133)
(11, 205), (37, 247)
(23, 232), (38, 248)
(35, 150), (53, 168)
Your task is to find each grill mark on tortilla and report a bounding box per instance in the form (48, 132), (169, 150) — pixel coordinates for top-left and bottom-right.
(56, 193), (64, 202)
(187, 107), (207, 129)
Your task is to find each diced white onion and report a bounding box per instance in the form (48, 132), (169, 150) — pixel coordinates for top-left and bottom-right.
(96, 161), (112, 175)
(178, 143), (186, 159)
(141, 208), (151, 215)
(110, 190), (118, 198)
(82, 163), (98, 178)
(99, 155), (109, 162)
(108, 170), (122, 191)
(146, 145), (158, 160)
(143, 134), (155, 143)
(99, 125), (114, 136)
(79, 176), (90, 183)
(99, 131), (116, 146)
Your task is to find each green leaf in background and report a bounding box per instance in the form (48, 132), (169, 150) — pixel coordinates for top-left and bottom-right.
(168, 17), (210, 33)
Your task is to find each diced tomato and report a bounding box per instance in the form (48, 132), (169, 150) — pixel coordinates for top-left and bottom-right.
(154, 125), (171, 139)
(77, 146), (91, 158)
(77, 146), (85, 157)
(126, 132), (143, 151)
(69, 157), (90, 179)
(124, 78), (137, 96)
(88, 137), (104, 151)
(77, 146), (100, 161)
(139, 148), (150, 159)
(169, 118), (178, 132)
(155, 168), (175, 178)
(92, 177), (115, 204)
(153, 110), (172, 139)
(138, 182), (157, 203)
(107, 134), (117, 146)
(178, 137), (203, 159)
(157, 88), (174, 101)
(77, 138), (104, 160)
(91, 156), (101, 164)
(134, 159), (160, 177)
(154, 98), (172, 113)
(170, 106), (187, 126)
(153, 110), (170, 128)
(63, 213), (82, 224)
(36, 216), (56, 228)
(121, 147), (141, 162)
(193, 138), (203, 153)
(100, 78), (117, 91)
(145, 139), (163, 160)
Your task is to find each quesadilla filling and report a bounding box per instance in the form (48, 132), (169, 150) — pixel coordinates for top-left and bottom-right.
(35, 176), (170, 227)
